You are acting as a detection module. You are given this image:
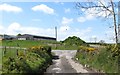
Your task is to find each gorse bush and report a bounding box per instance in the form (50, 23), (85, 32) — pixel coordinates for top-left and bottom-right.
(111, 44), (120, 57)
(78, 46), (97, 52)
(2, 46), (52, 73)
(29, 45), (52, 56)
(76, 45), (118, 73)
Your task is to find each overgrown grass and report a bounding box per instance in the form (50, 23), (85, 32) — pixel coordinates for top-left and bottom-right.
(76, 45), (118, 73)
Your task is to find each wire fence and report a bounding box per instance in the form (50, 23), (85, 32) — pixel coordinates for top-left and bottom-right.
(2, 44), (27, 57)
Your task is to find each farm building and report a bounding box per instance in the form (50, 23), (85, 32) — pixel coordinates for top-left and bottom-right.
(0, 34), (16, 40)
(17, 34), (56, 41)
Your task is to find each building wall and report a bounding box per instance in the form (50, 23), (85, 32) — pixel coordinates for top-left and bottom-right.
(0, 35), (3, 40)
(17, 34), (56, 41)
(18, 38), (27, 40)
(0, 35), (14, 40)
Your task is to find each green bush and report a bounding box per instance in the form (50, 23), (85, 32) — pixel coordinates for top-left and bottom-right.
(2, 46), (52, 73)
(76, 45), (118, 73)
(61, 36), (87, 46)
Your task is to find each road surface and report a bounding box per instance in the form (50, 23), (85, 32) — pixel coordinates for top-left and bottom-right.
(45, 50), (91, 74)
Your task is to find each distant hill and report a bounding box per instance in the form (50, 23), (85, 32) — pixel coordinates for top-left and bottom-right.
(61, 36), (86, 46)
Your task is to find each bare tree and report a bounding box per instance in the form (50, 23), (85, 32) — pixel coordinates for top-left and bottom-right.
(76, 0), (118, 44)
(99, 40), (105, 44)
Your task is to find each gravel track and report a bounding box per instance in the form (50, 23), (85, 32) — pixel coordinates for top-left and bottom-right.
(45, 50), (90, 73)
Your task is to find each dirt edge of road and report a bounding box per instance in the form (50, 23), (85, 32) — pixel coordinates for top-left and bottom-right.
(72, 58), (103, 73)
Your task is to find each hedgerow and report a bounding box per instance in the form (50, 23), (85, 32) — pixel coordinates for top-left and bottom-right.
(76, 45), (118, 73)
(2, 46), (52, 74)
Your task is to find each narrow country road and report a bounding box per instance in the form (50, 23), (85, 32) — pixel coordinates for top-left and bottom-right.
(45, 50), (91, 74)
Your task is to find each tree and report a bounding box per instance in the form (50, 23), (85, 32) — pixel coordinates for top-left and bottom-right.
(62, 36), (86, 46)
(17, 33), (22, 36)
(75, 0), (118, 44)
(99, 40), (105, 45)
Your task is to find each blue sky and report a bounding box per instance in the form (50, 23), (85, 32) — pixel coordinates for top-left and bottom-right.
(0, 1), (119, 43)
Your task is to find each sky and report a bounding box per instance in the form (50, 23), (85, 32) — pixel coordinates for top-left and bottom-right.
(0, 1), (119, 43)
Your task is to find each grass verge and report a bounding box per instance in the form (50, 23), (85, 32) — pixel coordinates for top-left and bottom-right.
(75, 45), (119, 73)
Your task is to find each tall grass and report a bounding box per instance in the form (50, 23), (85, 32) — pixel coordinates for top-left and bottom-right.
(76, 45), (118, 73)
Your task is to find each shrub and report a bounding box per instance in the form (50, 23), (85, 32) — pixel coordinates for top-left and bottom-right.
(2, 45), (52, 73)
(78, 46), (97, 52)
(76, 45), (118, 73)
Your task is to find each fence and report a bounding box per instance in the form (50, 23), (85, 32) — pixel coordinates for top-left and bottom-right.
(2, 45), (27, 57)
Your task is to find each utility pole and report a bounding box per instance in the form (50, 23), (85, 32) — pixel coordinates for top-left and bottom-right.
(55, 26), (57, 41)
(118, 24), (120, 43)
(118, 1), (120, 43)
(55, 26), (57, 49)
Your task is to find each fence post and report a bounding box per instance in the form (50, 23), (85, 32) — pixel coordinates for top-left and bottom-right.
(16, 49), (18, 56)
(3, 46), (6, 56)
(16, 43), (19, 56)
(24, 49), (26, 56)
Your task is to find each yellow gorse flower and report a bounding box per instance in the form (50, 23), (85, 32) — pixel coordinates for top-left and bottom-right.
(79, 46), (96, 52)
(87, 48), (96, 51)
(30, 46), (44, 50)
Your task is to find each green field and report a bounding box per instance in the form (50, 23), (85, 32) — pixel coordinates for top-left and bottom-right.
(1, 40), (79, 50)
(2, 40), (58, 48)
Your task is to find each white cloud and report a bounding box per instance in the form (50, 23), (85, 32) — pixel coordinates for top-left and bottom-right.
(62, 17), (73, 25)
(0, 25), (4, 30)
(59, 17), (73, 32)
(83, 2), (113, 18)
(77, 17), (86, 23)
(78, 1), (114, 23)
(58, 17), (93, 41)
(98, 0), (109, 7)
(91, 35), (97, 39)
(77, 8), (95, 23)
(54, 1), (64, 5)
(0, 22), (55, 37)
(0, 22), (114, 43)
(77, 14), (94, 23)
(105, 28), (115, 41)
(0, 22), (94, 42)
(0, 25), (4, 34)
(32, 4), (54, 15)
(8, 22), (21, 30)
(0, 3), (22, 13)
(58, 27), (92, 41)
(59, 25), (70, 32)
(86, 14), (94, 20)
(65, 8), (71, 13)
(7, 22), (21, 35)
